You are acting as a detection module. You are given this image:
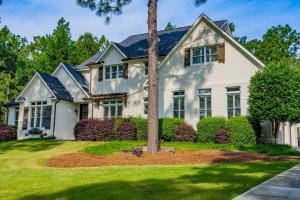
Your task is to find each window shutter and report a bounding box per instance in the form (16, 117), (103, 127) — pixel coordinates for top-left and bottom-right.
(22, 107), (28, 130)
(218, 43), (225, 63)
(43, 106), (52, 130)
(98, 67), (103, 82)
(184, 48), (191, 67)
(123, 63), (129, 79)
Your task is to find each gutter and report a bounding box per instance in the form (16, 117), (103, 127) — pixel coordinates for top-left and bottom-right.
(52, 99), (61, 137)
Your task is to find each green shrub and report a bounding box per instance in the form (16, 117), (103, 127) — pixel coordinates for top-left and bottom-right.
(128, 118), (148, 140)
(28, 128), (43, 135)
(197, 117), (226, 143)
(225, 116), (256, 145)
(159, 118), (184, 141)
(113, 117), (126, 135)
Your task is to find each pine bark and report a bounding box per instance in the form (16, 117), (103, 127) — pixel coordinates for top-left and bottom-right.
(147, 0), (159, 153)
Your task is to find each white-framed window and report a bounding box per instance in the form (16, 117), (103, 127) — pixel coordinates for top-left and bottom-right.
(227, 87), (241, 118)
(144, 97), (148, 115)
(103, 100), (123, 118)
(191, 45), (219, 65)
(173, 91), (185, 119)
(104, 65), (124, 80)
(144, 62), (148, 76)
(198, 89), (211, 119)
(29, 101), (48, 129)
(14, 107), (19, 126)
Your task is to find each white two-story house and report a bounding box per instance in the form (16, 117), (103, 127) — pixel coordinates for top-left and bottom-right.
(3, 14), (299, 146)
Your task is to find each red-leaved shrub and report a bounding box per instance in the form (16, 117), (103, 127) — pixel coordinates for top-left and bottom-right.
(214, 129), (230, 144)
(116, 120), (137, 140)
(74, 118), (116, 141)
(175, 123), (196, 142)
(0, 123), (17, 142)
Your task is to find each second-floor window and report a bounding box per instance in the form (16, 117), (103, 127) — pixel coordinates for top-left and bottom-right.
(191, 45), (219, 65)
(104, 65), (124, 80)
(198, 89), (212, 119)
(227, 87), (241, 118)
(173, 91), (185, 119)
(103, 100), (123, 118)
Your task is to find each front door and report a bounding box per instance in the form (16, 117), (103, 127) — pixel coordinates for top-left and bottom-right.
(79, 104), (88, 120)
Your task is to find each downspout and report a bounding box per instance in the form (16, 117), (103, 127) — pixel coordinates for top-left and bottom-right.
(52, 99), (61, 137)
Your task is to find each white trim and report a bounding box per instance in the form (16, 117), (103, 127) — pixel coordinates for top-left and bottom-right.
(52, 63), (90, 98)
(95, 42), (127, 63)
(158, 13), (265, 71)
(16, 73), (57, 102)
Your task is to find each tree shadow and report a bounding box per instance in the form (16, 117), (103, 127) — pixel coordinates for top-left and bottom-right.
(18, 162), (294, 200)
(0, 140), (63, 154)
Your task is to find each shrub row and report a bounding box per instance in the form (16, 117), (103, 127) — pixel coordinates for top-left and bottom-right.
(0, 123), (17, 142)
(74, 117), (196, 142)
(197, 116), (256, 145)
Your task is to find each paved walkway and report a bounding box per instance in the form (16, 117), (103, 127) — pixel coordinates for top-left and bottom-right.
(233, 164), (300, 200)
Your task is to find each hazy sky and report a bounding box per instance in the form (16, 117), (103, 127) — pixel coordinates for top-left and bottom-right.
(0, 0), (299, 42)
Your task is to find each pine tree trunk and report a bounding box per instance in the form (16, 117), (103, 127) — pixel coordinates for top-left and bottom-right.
(147, 0), (159, 153)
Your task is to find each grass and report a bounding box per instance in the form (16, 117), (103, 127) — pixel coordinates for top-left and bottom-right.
(82, 141), (300, 156)
(0, 140), (299, 200)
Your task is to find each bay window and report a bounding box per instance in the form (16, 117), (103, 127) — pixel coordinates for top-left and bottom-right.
(104, 65), (124, 80)
(227, 87), (241, 118)
(103, 100), (123, 118)
(173, 91), (185, 119)
(29, 102), (51, 129)
(191, 45), (219, 65)
(198, 89), (211, 119)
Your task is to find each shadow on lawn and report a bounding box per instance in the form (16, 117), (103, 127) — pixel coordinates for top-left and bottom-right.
(0, 140), (63, 154)
(18, 162), (295, 200)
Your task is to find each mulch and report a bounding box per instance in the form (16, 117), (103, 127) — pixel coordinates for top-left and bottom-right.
(46, 150), (291, 168)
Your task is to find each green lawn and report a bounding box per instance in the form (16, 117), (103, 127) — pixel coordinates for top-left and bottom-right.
(0, 140), (298, 200)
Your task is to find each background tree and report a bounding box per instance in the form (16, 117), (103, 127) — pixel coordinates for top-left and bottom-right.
(164, 22), (176, 31)
(249, 59), (300, 143)
(76, 0), (207, 153)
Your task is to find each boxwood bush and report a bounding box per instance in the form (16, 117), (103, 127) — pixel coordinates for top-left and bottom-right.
(128, 118), (148, 140)
(0, 123), (17, 142)
(197, 117), (226, 143)
(225, 116), (256, 145)
(159, 118), (184, 141)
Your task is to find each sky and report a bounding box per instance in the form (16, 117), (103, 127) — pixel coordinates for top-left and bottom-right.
(0, 0), (299, 43)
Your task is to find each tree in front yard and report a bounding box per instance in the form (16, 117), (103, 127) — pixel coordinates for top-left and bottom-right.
(249, 59), (300, 143)
(76, 0), (208, 153)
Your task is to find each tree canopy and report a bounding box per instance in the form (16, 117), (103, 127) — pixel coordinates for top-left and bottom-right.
(164, 22), (176, 31)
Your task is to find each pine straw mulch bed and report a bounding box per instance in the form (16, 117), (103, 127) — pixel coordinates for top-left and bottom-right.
(46, 150), (298, 168)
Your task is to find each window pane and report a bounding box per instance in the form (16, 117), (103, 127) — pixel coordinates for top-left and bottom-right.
(111, 66), (117, 79)
(227, 87), (240, 92)
(174, 98), (179, 110)
(104, 107), (109, 118)
(210, 55), (218, 62)
(117, 105), (123, 117)
(174, 111), (179, 118)
(144, 62), (148, 76)
(118, 65), (124, 78)
(228, 109), (233, 118)
(198, 89), (211, 94)
(180, 111), (185, 119)
(227, 95), (233, 109)
(235, 95), (241, 108)
(36, 107), (41, 127)
(207, 96), (211, 110)
(105, 67), (111, 79)
(235, 108), (241, 116)
(180, 98), (185, 110)
(193, 48), (201, 56)
(199, 111), (205, 119)
(200, 96), (206, 110)
(111, 106), (116, 117)
(207, 109), (212, 117)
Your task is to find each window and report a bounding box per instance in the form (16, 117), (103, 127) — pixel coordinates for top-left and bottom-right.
(198, 89), (211, 119)
(144, 62), (148, 76)
(14, 107), (19, 126)
(144, 97), (148, 115)
(104, 65), (124, 80)
(227, 87), (241, 118)
(173, 91), (185, 118)
(103, 100), (123, 118)
(191, 45), (219, 65)
(29, 101), (49, 129)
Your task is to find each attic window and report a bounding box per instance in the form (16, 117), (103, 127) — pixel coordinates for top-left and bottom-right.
(191, 45), (219, 65)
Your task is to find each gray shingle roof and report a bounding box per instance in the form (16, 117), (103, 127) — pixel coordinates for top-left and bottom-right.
(115, 20), (229, 59)
(76, 51), (102, 70)
(38, 72), (73, 101)
(62, 63), (89, 92)
(2, 101), (19, 107)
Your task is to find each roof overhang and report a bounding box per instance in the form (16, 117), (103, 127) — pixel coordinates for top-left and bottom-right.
(95, 42), (127, 64)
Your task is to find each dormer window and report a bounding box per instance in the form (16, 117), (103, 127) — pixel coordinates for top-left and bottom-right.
(191, 45), (219, 65)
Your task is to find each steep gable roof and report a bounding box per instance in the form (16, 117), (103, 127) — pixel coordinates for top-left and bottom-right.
(38, 73), (73, 101)
(62, 63), (89, 92)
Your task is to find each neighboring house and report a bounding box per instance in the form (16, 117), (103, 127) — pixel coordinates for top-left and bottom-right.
(3, 14), (299, 147)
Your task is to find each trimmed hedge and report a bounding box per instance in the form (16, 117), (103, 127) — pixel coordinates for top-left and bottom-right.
(74, 118), (116, 141)
(225, 116), (256, 145)
(197, 117), (226, 143)
(128, 118), (148, 140)
(115, 120), (137, 140)
(214, 129), (230, 144)
(0, 123), (17, 142)
(159, 118), (184, 141)
(175, 123), (196, 142)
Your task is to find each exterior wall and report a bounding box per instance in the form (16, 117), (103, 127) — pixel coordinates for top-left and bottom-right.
(7, 106), (18, 126)
(54, 100), (78, 140)
(80, 70), (90, 85)
(53, 66), (87, 102)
